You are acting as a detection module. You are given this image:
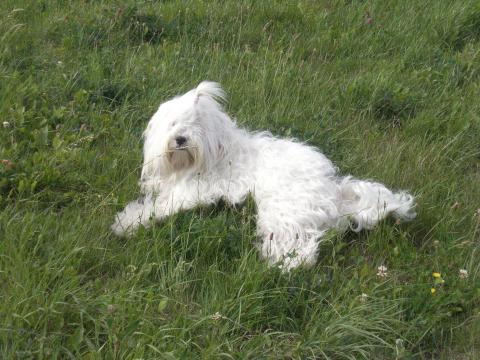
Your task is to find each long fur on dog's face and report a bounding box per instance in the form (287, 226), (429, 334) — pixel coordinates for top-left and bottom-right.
(140, 82), (231, 188)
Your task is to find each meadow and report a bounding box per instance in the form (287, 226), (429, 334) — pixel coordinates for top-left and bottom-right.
(1, 0), (479, 358)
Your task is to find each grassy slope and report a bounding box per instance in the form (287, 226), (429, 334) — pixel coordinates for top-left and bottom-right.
(1, 0), (479, 358)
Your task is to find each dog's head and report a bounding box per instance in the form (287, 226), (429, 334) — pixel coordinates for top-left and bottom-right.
(141, 81), (231, 184)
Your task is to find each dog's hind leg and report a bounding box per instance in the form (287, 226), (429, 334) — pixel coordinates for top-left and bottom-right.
(257, 226), (325, 271)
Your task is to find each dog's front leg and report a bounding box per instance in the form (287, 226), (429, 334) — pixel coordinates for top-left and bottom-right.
(112, 187), (215, 237)
(150, 190), (216, 224)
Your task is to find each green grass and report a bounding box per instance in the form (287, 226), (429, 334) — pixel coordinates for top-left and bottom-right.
(1, 0), (479, 358)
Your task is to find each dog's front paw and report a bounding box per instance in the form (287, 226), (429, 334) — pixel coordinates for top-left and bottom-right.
(111, 211), (137, 237)
(111, 217), (129, 237)
(111, 197), (155, 237)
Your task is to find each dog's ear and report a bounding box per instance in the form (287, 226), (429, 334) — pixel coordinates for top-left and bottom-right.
(194, 81), (227, 105)
(142, 122), (152, 139)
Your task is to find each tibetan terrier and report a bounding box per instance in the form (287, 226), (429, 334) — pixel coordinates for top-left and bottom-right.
(112, 82), (416, 270)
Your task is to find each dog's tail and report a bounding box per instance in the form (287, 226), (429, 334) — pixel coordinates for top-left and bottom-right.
(339, 176), (416, 231)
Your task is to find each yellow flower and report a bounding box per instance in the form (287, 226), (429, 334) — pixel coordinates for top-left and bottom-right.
(430, 288), (436, 294)
(432, 272), (441, 278)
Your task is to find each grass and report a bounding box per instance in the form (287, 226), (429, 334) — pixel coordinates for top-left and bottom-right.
(0, 0), (479, 358)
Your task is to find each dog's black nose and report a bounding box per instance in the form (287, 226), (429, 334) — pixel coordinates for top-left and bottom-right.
(175, 136), (187, 147)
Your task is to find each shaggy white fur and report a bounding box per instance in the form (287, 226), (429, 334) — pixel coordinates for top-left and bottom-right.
(112, 81), (416, 270)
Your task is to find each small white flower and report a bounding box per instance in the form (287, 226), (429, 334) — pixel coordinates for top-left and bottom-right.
(211, 311), (223, 321)
(2, 121), (10, 128)
(459, 269), (468, 279)
(377, 265), (388, 278)
(360, 293), (368, 303)
(395, 338), (405, 357)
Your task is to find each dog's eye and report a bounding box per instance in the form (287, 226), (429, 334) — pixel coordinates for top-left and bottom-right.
(170, 121), (176, 128)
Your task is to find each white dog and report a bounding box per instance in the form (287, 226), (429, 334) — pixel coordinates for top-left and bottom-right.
(112, 81), (416, 270)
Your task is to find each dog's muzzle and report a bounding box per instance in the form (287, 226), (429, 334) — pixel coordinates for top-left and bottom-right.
(167, 136), (195, 170)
